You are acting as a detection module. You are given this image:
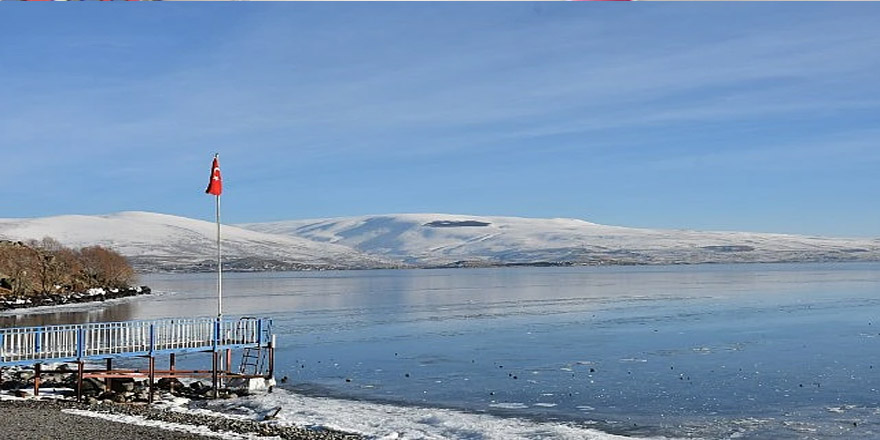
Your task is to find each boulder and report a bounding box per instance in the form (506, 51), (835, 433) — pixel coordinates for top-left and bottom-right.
(110, 378), (135, 393)
(80, 378), (104, 397)
(157, 377), (184, 390)
(1, 380), (27, 391)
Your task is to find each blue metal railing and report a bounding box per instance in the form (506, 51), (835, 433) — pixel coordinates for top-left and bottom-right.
(0, 317), (271, 366)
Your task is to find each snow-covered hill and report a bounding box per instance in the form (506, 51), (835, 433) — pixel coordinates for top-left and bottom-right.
(0, 212), (393, 272)
(2, 211), (877, 272)
(240, 214), (880, 267)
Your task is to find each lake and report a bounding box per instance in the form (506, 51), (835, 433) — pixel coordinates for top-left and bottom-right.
(4, 263), (880, 439)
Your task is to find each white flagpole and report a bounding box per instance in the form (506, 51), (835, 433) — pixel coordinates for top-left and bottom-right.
(216, 191), (222, 320)
(215, 154), (222, 321)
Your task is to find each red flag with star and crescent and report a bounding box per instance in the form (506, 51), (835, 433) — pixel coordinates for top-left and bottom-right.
(205, 156), (222, 196)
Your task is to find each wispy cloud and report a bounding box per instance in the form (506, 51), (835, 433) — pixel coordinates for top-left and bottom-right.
(1, 4), (879, 232)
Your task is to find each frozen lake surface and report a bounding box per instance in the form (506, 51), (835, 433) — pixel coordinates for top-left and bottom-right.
(4, 263), (880, 439)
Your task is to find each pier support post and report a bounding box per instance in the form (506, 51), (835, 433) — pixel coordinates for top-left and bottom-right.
(76, 360), (84, 402)
(169, 353), (176, 392)
(211, 350), (219, 398)
(148, 356), (155, 404)
(33, 363), (41, 397)
(268, 335), (275, 379)
(105, 358), (112, 393)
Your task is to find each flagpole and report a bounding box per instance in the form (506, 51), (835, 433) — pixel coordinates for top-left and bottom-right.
(206, 153), (223, 396)
(214, 154), (222, 321)
(216, 190), (222, 320)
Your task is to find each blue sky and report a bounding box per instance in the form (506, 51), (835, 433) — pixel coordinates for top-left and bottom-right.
(1, 4), (878, 237)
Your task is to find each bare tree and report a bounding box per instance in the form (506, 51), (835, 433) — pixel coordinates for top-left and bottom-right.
(0, 240), (136, 297)
(29, 237), (85, 293)
(78, 246), (137, 289)
(0, 242), (41, 295)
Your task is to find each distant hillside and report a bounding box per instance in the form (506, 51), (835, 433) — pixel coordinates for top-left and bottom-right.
(1, 211), (878, 272)
(239, 214), (880, 267)
(0, 212), (395, 272)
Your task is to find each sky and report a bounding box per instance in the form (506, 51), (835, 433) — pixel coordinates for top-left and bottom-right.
(0, 4), (878, 237)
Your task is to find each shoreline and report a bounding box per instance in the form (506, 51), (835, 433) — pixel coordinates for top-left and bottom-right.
(0, 397), (363, 440)
(0, 286), (151, 314)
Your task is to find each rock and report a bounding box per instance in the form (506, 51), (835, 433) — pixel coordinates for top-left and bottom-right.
(157, 377), (184, 390)
(1, 380), (27, 391)
(80, 378), (104, 397)
(110, 378), (135, 393)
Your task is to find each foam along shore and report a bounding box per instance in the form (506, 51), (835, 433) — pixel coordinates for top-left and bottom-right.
(0, 286), (151, 312)
(0, 388), (668, 440)
(0, 364), (672, 440)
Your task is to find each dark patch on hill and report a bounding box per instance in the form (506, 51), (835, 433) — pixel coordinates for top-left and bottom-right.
(701, 245), (755, 252)
(424, 220), (491, 228)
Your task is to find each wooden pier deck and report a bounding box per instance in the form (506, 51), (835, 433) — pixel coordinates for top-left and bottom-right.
(0, 317), (274, 402)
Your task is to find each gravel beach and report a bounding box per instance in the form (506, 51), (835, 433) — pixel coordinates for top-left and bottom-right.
(0, 399), (362, 440)
(0, 400), (214, 440)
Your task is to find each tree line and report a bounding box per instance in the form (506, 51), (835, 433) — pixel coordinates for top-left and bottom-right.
(0, 237), (136, 296)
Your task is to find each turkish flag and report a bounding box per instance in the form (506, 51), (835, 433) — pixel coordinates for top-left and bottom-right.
(205, 156), (222, 196)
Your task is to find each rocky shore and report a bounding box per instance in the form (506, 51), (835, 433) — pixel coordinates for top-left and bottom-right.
(0, 365), (362, 440)
(0, 286), (151, 312)
(0, 399), (362, 440)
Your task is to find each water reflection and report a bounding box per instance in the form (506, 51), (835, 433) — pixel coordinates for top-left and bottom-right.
(0, 300), (140, 327)
(3, 263), (879, 329)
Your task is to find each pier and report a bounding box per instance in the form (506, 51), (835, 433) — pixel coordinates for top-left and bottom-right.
(0, 316), (274, 402)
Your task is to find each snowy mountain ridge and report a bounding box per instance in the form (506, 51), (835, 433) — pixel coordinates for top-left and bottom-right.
(1, 211), (878, 272)
(239, 213), (880, 267)
(0, 211), (394, 272)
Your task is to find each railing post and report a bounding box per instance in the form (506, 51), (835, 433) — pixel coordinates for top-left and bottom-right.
(257, 319), (263, 346)
(212, 318), (220, 398)
(149, 324), (155, 355)
(76, 328), (84, 360)
(213, 319), (220, 350)
(35, 327), (42, 354)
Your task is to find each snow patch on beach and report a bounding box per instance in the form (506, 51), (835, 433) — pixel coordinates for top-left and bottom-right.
(201, 388), (673, 440)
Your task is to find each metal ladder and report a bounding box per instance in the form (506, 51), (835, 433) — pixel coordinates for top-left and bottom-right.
(239, 346), (264, 375)
(236, 317), (269, 376)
